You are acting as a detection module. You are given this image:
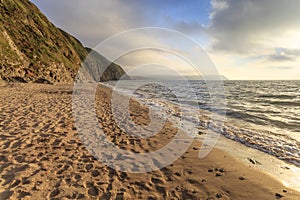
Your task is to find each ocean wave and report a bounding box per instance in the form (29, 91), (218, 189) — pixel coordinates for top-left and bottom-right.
(257, 94), (297, 99)
(268, 101), (300, 107)
(100, 80), (300, 167)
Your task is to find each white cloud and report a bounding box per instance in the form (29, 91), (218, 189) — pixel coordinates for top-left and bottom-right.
(205, 0), (300, 79)
(210, 0), (228, 19)
(208, 0), (300, 53)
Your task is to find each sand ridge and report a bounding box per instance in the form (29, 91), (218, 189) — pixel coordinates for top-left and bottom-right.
(0, 83), (299, 199)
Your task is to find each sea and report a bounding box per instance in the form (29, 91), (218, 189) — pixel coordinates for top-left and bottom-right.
(103, 80), (300, 168)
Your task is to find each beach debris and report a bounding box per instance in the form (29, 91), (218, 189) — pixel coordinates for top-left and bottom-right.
(248, 158), (256, 164)
(247, 158), (262, 165)
(218, 168), (225, 173)
(275, 193), (284, 199)
(281, 166), (290, 170)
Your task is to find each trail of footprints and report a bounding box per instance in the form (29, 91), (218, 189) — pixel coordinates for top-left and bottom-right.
(0, 84), (253, 199)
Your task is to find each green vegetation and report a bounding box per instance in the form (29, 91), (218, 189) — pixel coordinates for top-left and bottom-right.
(0, 0), (126, 83)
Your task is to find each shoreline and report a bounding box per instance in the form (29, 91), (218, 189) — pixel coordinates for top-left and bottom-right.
(215, 135), (300, 191)
(0, 83), (299, 199)
(99, 82), (300, 192)
(102, 80), (300, 168)
(102, 81), (300, 191)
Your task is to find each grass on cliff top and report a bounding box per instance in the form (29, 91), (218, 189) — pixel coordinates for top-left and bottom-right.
(0, 0), (88, 72)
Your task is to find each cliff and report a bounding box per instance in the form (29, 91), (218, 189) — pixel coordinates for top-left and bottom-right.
(0, 0), (127, 83)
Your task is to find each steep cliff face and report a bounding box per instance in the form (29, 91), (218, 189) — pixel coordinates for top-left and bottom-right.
(84, 48), (129, 82)
(0, 0), (127, 83)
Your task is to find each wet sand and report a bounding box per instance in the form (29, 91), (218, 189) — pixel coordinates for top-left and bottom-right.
(0, 83), (299, 199)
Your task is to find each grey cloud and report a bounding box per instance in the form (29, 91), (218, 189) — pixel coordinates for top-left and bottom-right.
(267, 54), (294, 62)
(266, 48), (300, 62)
(208, 0), (300, 53)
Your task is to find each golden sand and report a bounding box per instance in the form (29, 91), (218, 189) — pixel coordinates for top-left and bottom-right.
(0, 83), (299, 199)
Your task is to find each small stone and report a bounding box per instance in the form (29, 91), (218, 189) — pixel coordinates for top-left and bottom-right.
(216, 193), (222, 198)
(215, 173), (222, 177)
(239, 177), (245, 180)
(208, 169), (214, 172)
(283, 190), (287, 193)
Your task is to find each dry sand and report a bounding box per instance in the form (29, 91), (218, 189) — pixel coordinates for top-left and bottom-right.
(0, 83), (299, 199)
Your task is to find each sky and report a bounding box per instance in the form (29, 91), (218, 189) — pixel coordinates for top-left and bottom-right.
(30, 0), (300, 80)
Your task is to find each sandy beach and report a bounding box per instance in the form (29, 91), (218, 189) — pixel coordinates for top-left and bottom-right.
(0, 83), (299, 200)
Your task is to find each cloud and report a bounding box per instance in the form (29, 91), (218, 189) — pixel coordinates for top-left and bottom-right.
(267, 66), (295, 70)
(30, 0), (300, 79)
(208, 0), (300, 53)
(267, 54), (294, 62)
(252, 48), (300, 62)
(31, 0), (210, 47)
(31, 0), (150, 47)
(114, 49), (204, 76)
